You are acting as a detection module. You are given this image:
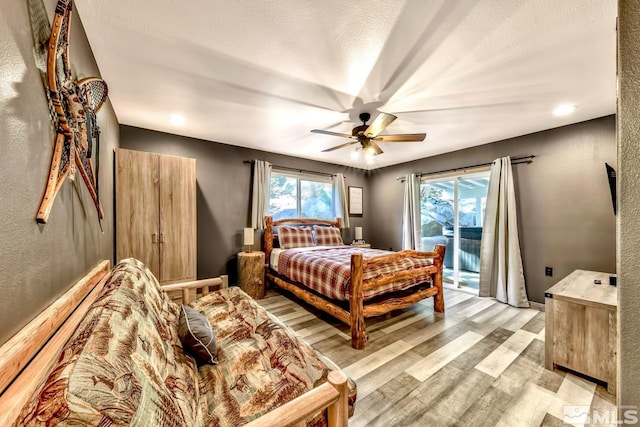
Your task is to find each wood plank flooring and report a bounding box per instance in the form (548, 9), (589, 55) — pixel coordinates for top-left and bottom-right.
(257, 288), (616, 427)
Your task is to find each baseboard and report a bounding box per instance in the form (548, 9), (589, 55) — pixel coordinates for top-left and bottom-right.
(529, 300), (545, 311)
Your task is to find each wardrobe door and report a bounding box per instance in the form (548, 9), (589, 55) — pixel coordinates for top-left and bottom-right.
(115, 149), (160, 276)
(159, 154), (196, 283)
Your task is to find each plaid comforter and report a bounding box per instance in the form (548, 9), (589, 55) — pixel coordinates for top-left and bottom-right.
(276, 246), (435, 301)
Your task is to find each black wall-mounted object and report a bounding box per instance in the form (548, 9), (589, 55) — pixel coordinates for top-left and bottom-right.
(605, 163), (617, 215)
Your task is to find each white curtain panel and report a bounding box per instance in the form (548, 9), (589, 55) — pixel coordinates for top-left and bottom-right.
(250, 160), (272, 229)
(333, 173), (350, 228)
(402, 173), (422, 250)
(479, 157), (529, 308)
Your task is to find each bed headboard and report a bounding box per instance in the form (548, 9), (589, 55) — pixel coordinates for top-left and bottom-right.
(263, 216), (341, 261)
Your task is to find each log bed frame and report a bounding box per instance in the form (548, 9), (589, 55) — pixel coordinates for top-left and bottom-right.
(264, 216), (446, 349)
(0, 260), (349, 427)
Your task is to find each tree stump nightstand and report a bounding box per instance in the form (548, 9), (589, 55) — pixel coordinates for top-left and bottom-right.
(238, 251), (265, 299)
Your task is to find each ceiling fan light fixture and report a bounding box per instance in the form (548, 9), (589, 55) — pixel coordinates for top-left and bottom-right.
(364, 146), (376, 156)
(365, 152), (375, 165)
(312, 112), (425, 160)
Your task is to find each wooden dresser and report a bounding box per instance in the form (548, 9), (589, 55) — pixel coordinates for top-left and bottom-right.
(545, 269), (617, 394)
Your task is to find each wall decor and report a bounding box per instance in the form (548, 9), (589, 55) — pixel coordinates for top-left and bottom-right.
(348, 186), (363, 216)
(37, 0), (108, 225)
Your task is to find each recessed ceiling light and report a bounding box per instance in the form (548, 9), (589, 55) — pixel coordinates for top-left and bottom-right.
(169, 114), (186, 126)
(553, 104), (576, 116)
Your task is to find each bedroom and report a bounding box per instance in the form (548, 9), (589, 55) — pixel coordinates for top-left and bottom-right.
(0, 0), (639, 424)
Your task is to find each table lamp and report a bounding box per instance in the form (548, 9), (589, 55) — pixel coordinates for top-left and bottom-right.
(354, 227), (363, 243)
(244, 227), (254, 252)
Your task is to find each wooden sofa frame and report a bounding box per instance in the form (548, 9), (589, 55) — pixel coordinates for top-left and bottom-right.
(264, 216), (446, 349)
(0, 260), (349, 427)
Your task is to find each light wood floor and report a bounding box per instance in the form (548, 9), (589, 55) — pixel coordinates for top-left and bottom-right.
(257, 287), (616, 427)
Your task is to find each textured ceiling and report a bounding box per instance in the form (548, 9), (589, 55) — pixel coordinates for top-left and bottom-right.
(75, 0), (617, 169)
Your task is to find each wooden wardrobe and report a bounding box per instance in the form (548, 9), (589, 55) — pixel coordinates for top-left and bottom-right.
(115, 148), (196, 283)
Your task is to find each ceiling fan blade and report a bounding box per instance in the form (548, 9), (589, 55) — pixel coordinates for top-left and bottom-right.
(311, 129), (356, 139)
(321, 140), (359, 152)
(364, 112), (397, 137)
(369, 141), (384, 155)
(376, 133), (426, 142)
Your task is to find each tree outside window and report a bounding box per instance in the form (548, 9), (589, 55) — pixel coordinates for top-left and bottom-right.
(269, 171), (334, 220)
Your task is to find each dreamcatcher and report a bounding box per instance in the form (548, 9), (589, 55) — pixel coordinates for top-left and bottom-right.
(37, 0), (108, 225)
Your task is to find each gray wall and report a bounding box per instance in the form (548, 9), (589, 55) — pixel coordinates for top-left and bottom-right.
(617, 0), (640, 410)
(119, 126), (369, 283)
(0, 0), (118, 345)
(368, 116), (616, 303)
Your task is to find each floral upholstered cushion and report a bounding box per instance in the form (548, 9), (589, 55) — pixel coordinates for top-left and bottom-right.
(191, 287), (357, 427)
(17, 258), (202, 427)
(17, 259), (356, 427)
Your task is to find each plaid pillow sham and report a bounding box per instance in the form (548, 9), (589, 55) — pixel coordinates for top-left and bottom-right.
(313, 225), (344, 246)
(278, 226), (315, 249)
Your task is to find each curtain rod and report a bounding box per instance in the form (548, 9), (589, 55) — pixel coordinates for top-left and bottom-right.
(244, 160), (336, 178)
(395, 155), (535, 181)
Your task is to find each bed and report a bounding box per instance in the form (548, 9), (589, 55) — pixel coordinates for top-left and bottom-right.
(264, 216), (446, 349)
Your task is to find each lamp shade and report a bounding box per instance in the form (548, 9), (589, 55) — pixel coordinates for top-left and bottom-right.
(243, 227), (254, 246)
(355, 227), (363, 241)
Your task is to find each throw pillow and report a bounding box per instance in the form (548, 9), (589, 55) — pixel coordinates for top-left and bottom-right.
(278, 226), (315, 249)
(178, 305), (218, 365)
(314, 225), (344, 246)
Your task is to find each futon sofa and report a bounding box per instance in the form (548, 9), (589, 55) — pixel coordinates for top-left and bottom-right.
(15, 258), (356, 426)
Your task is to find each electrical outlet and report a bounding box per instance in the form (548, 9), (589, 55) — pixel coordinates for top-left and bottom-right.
(545, 266), (553, 277)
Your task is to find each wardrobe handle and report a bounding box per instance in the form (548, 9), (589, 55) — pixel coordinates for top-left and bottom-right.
(152, 233), (158, 243)
(160, 232), (165, 243)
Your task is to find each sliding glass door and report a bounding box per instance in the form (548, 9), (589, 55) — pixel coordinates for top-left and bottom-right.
(420, 171), (490, 293)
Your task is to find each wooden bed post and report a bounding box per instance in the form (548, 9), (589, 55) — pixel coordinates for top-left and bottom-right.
(433, 244), (446, 313)
(265, 216), (274, 259)
(350, 252), (367, 349)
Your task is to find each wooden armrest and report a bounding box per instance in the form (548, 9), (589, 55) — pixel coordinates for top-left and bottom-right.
(244, 370), (348, 427)
(161, 275), (228, 304)
(0, 260), (111, 426)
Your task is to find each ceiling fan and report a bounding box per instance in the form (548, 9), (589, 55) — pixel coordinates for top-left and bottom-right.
(311, 112), (426, 156)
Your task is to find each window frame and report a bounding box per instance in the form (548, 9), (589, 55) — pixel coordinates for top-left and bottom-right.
(269, 169), (335, 220)
(419, 167), (490, 292)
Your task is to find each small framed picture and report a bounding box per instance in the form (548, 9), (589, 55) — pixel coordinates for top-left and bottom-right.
(348, 186), (363, 216)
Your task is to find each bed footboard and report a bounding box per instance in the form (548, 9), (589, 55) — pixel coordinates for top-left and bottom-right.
(349, 244), (446, 349)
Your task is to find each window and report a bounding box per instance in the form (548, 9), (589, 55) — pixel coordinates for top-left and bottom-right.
(269, 170), (334, 220)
